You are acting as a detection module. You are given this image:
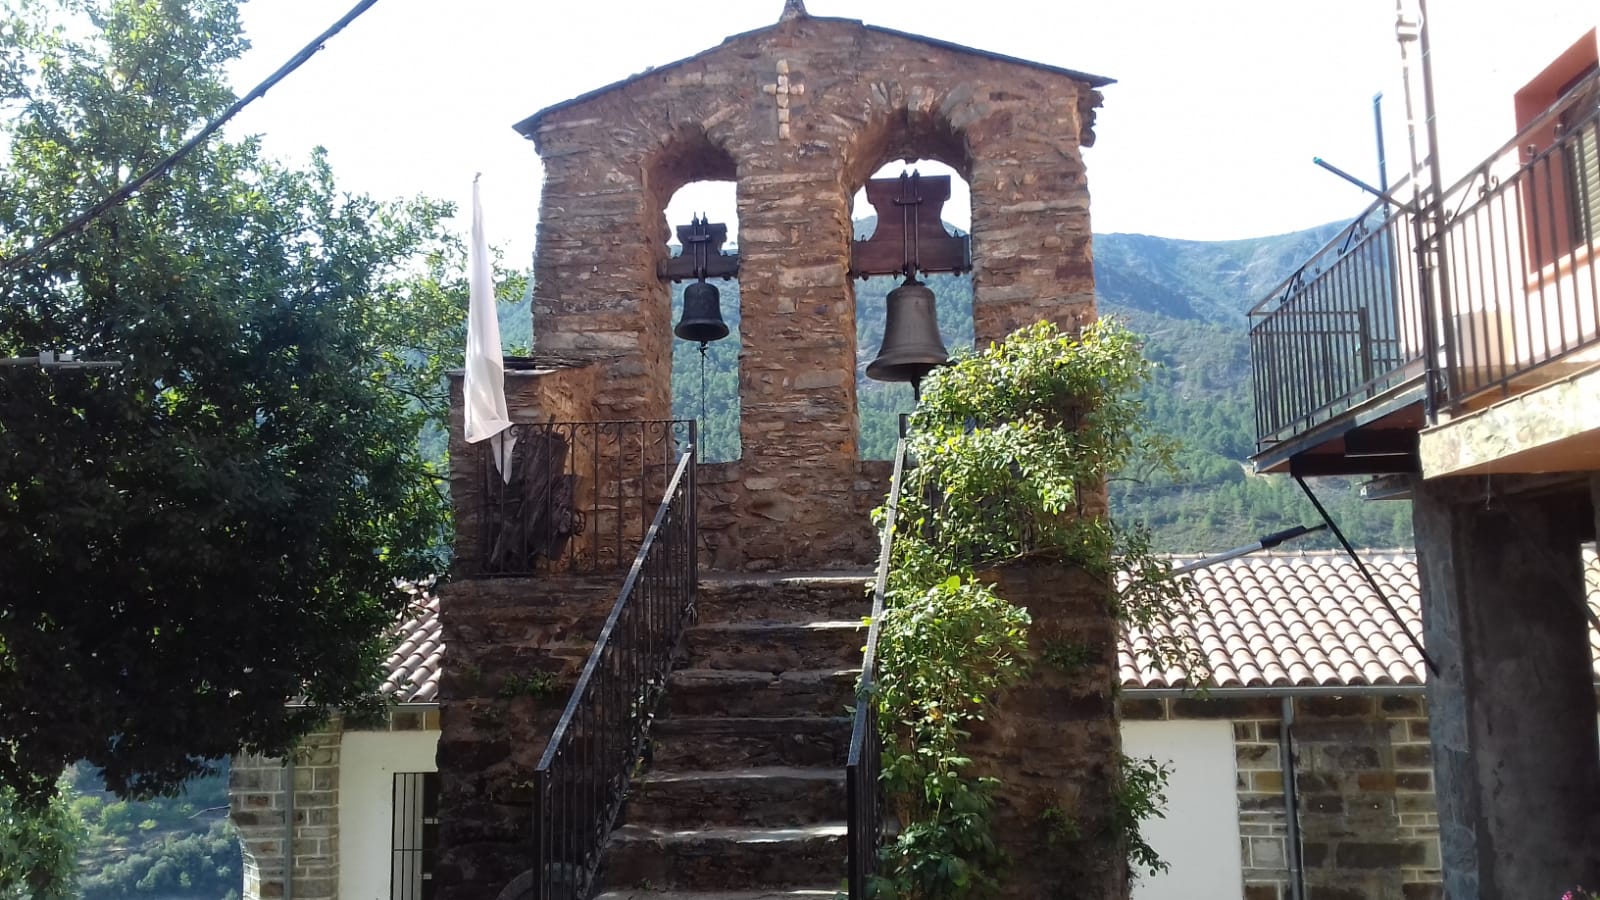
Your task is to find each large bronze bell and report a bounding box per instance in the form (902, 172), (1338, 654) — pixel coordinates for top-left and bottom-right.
(675, 280), (730, 343)
(866, 277), (949, 385)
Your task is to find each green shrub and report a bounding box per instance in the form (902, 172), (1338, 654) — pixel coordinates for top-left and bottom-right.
(871, 320), (1198, 898)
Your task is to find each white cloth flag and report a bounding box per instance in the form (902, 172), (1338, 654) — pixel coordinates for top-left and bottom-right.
(463, 177), (516, 480)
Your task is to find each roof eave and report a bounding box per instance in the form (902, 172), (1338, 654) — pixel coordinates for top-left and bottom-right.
(513, 15), (1114, 139)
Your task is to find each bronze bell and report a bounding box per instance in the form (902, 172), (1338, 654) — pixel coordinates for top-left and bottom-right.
(675, 280), (730, 343)
(866, 277), (949, 385)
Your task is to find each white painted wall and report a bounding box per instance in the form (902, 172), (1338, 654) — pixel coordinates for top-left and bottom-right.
(1121, 719), (1245, 900)
(338, 728), (440, 900)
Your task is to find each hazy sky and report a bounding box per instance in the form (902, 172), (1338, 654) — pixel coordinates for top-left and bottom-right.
(227, 0), (1595, 263)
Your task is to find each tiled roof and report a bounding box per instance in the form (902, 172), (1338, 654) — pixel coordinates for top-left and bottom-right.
(1121, 549), (1600, 691)
(381, 551), (1600, 701)
(382, 589), (442, 703)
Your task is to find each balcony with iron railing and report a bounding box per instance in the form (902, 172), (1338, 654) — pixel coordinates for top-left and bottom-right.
(1249, 67), (1600, 476)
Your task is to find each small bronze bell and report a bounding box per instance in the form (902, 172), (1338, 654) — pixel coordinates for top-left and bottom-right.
(675, 280), (730, 343)
(866, 277), (949, 386)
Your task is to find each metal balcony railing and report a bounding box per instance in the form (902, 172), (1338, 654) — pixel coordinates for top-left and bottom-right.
(1437, 71), (1600, 403)
(1249, 68), (1600, 450)
(474, 420), (694, 575)
(1248, 196), (1426, 447)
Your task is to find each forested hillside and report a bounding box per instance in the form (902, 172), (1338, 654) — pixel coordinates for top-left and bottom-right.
(1095, 227), (1415, 551)
(68, 762), (241, 898)
(504, 220), (1412, 553)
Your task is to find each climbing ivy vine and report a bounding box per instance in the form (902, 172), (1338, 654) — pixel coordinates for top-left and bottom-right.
(872, 320), (1200, 897)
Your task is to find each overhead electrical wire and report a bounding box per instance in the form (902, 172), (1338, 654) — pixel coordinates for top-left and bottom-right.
(0, 0), (385, 274)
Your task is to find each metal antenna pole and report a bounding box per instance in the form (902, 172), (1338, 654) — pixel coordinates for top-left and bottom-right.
(1373, 93), (1390, 193)
(1396, 0), (1446, 423)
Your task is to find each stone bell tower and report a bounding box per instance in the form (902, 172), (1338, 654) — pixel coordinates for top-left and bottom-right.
(507, 4), (1108, 571)
(434, 6), (1118, 900)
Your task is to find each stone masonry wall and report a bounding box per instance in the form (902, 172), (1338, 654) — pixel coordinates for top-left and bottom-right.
(230, 724), (342, 900)
(432, 577), (623, 900)
(968, 563), (1127, 900)
(523, 12), (1102, 570)
(230, 708), (442, 900)
(1123, 694), (1441, 900)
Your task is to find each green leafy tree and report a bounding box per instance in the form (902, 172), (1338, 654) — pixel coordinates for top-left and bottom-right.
(0, 779), (82, 899)
(0, 0), (462, 803)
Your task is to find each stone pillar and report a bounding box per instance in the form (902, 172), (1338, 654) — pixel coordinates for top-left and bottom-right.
(432, 577), (626, 900)
(230, 725), (343, 900)
(530, 156), (672, 423)
(726, 143), (862, 565)
(1410, 475), (1600, 900)
(967, 562), (1126, 899)
(966, 86), (1099, 343)
(231, 753), (288, 900)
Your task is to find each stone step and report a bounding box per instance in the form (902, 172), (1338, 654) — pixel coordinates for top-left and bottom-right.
(599, 823), (847, 892)
(695, 573), (873, 624)
(626, 766), (846, 828)
(682, 621), (867, 672)
(664, 668), (860, 718)
(650, 716), (852, 770)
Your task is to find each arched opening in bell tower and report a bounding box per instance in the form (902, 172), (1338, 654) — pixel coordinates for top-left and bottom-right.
(850, 157), (975, 459)
(645, 124), (743, 464)
(663, 180), (741, 463)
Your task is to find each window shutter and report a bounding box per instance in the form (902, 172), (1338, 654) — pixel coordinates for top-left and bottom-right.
(1559, 72), (1600, 247)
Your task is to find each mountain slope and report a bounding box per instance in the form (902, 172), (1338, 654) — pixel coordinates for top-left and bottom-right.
(1094, 224), (1412, 551)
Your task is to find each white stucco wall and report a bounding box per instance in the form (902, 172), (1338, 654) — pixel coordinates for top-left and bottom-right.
(1121, 719), (1245, 900)
(338, 728), (440, 900)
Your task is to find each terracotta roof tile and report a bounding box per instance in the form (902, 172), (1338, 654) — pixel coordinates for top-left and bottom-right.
(1120, 549), (1600, 691)
(381, 588), (442, 704)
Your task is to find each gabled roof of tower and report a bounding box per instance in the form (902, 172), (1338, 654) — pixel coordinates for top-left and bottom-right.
(514, 14), (1114, 138)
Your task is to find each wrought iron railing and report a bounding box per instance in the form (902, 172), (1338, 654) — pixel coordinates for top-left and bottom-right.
(1249, 67), (1600, 447)
(528, 448), (697, 900)
(475, 419), (693, 576)
(1436, 69), (1600, 404)
(1248, 194), (1425, 446)
(846, 436), (908, 900)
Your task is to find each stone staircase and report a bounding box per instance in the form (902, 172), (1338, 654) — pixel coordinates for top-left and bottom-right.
(592, 572), (873, 900)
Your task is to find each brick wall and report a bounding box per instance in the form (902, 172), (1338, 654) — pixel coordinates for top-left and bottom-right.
(229, 707), (442, 900)
(1124, 693), (1443, 900)
(231, 724), (342, 900)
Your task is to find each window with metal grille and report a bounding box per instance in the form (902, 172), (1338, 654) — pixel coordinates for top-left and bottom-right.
(391, 772), (439, 900)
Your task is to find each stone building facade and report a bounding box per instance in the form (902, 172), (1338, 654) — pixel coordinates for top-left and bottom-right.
(434, 5), (1119, 899)
(1125, 692), (1443, 900)
(230, 708), (441, 900)
(508, 9), (1107, 572)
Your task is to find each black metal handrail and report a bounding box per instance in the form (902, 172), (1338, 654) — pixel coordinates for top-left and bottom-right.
(1248, 67), (1600, 447)
(475, 419), (693, 576)
(528, 448), (697, 900)
(846, 436), (908, 900)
